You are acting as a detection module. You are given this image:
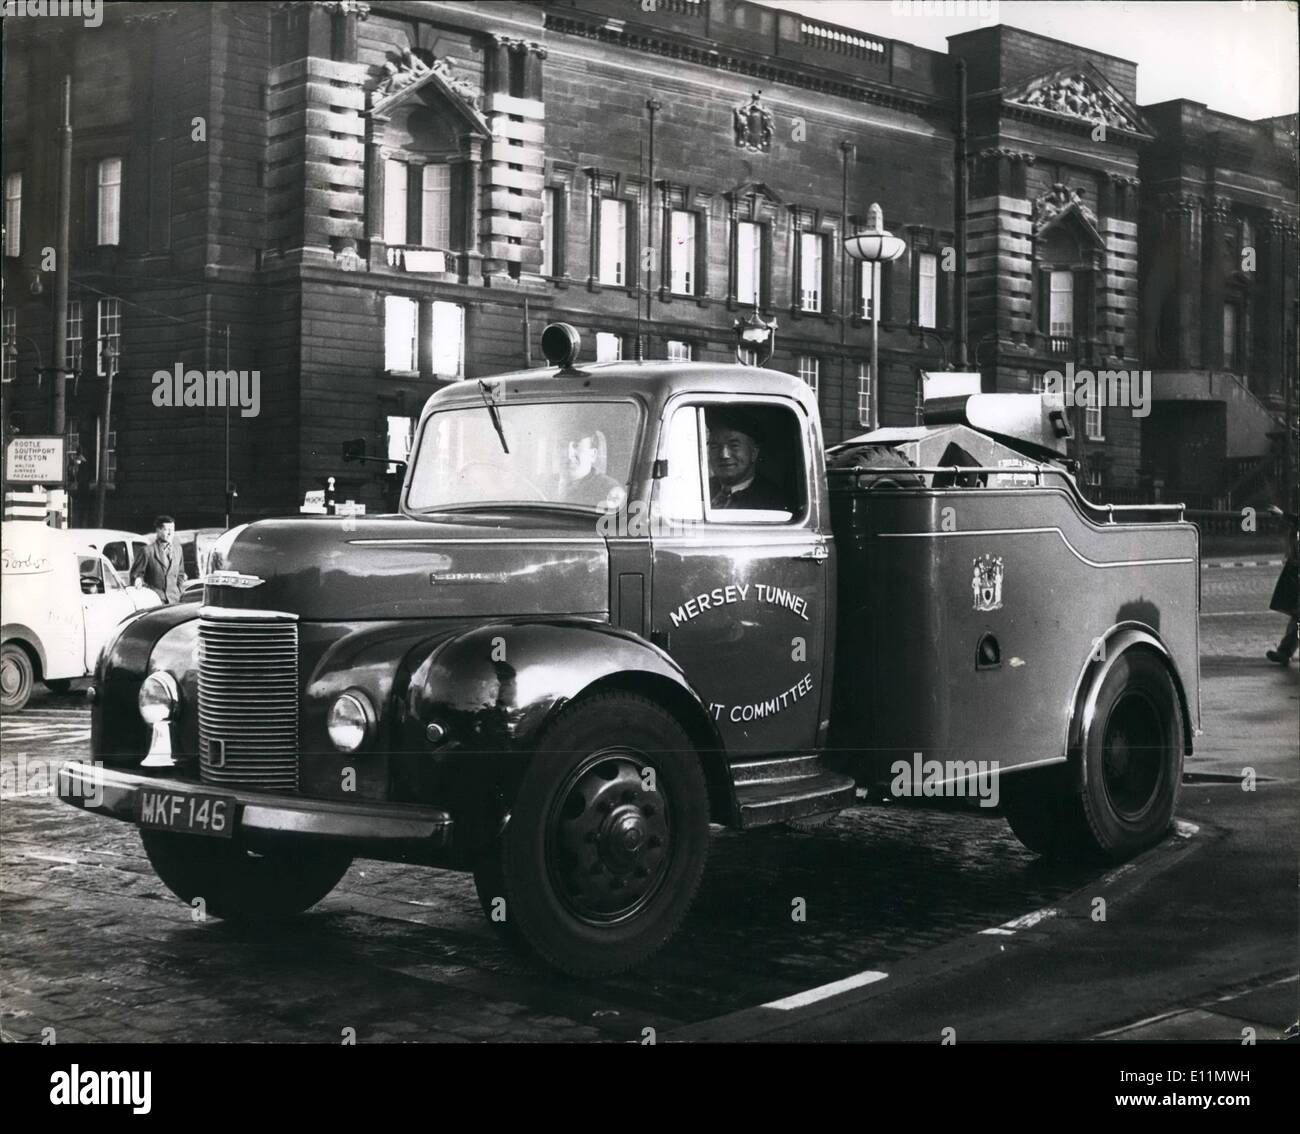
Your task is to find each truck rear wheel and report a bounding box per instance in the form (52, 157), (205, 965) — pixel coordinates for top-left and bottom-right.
(1074, 650), (1183, 860)
(1, 643), (35, 713)
(141, 831), (352, 920)
(473, 692), (709, 977)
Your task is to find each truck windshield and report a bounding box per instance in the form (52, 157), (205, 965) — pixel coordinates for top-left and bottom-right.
(406, 400), (641, 512)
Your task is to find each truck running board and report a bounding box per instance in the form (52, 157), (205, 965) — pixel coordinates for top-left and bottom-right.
(730, 754), (857, 829)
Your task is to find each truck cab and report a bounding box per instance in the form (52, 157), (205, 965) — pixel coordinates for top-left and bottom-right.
(58, 327), (1199, 976)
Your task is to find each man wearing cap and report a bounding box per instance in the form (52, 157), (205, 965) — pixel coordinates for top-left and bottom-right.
(706, 409), (787, 511)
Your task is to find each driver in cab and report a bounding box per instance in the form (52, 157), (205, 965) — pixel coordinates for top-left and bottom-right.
(563, 429), (622, 509)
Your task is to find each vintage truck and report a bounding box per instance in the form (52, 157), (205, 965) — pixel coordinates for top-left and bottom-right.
(58, 326), (1199, 976)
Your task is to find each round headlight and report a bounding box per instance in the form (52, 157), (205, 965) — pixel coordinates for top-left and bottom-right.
(327, 691), (374, 753)
(138, 672), (179, 725)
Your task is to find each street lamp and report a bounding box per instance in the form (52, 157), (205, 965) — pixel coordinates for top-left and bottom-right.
(844, 203), (906, 429)
(733, 306), (777, 366)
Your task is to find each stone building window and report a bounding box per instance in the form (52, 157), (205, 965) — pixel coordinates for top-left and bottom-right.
(541, 187), (557, 276)
(421, 165), (451, 249)
(857, 362), (871, 426)
(598, 197), (628, 286)
(66, 301), (83, 377)
(1, 308), (15, 384)
(1049, 270), (1074, 336)
(670, 209), (697, 296)
(96, 297), (121, 376)
(917, 251), (938, 329)
(430, 300), (464, 379)
(735, 220), (766, 307)
(858, 262), (874, 319)
(385, 296), (418, 372)
(799, 231), (825, 313)
(383, 159), (407, 246)
(4, 172), (20, 257)
(1085, 404), (1104, 441)
(798, 354), (819, 400)
(97, 157), (122, 247)
(596, 332), (622, 362)
(667, 339), (691, 362)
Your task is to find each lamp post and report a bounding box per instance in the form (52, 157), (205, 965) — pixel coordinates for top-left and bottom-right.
(733, 306), (777, 366)
(844, 203), (906, 429)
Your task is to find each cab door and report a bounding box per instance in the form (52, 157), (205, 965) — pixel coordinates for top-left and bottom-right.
(649, 397), (830, 757)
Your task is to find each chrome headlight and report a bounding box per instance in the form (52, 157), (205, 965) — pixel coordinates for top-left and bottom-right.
(138, 672), (179, 724)
(327, 691), (375, 753)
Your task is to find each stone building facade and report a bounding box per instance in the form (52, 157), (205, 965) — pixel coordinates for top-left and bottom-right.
(1, 0), (1294, 528)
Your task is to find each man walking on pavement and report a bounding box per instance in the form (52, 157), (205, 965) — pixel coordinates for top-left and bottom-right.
(131, 515), (187, 604)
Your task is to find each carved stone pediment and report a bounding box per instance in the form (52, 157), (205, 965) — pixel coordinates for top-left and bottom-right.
(1033, 182), (1103, 246)
(370, 48), (487, 132)
(1008, 67), (1149, 136)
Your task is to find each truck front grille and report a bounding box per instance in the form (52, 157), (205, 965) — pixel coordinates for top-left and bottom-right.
(198, 611), (299, 791)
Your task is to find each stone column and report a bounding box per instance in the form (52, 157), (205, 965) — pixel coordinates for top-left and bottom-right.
(1201, 195), (1232, 369)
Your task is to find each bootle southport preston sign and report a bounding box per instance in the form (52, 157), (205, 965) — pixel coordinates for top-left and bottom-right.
(4, 436), (64, 484)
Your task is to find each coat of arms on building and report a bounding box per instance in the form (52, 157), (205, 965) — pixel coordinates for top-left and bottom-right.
(972, 554), (1004, 613)
(733, 91), (775, 153)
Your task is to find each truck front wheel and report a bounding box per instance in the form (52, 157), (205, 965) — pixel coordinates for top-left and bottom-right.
(473, 692), (710, 977)
(140, 831), (352, 920)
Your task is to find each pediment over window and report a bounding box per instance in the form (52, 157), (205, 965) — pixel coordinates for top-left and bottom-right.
(1006, 64), (1153, 139)
(369, 48), (489, 138)
(1033, 182), (1104, 250)
(725, 181), (784, 215)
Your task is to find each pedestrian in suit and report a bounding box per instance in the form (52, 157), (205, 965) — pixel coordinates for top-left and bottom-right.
(131, 515), (187, 604)
(1266, 505), (1298, 666)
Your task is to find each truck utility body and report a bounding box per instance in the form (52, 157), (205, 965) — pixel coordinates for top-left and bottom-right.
(59, 334), (1199, 976)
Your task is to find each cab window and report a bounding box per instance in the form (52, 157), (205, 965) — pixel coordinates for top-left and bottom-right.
(661, 403), (806, 524)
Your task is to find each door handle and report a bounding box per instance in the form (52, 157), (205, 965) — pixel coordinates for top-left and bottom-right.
(795, 543), (829, 562)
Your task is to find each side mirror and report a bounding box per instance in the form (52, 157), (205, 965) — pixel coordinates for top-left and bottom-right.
(342, 438), (366, 463)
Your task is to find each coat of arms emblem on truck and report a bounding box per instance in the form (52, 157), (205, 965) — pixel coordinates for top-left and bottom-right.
(972, 554), (1005, 612)
(56, 324), (1200, 978)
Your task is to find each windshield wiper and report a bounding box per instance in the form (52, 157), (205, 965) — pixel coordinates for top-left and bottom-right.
(478, 380), (509, 454)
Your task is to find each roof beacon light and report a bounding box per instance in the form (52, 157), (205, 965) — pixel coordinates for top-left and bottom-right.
(541, 323), (582, 370)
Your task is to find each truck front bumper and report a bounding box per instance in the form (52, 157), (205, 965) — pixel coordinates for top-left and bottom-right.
(56, 762), (454, 849)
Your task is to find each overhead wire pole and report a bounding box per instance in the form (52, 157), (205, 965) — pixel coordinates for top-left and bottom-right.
(51, 75), (71, 438)
(645, 98), (660, 360)
(839, 140), (854, 442)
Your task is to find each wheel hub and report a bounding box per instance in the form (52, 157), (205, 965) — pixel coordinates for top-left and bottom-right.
(547, 753), (672, 924)
(1103, 690), (1164, 819)
(1, 658), (21, 697)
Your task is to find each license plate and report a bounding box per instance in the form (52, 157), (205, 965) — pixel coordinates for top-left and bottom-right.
(138, 789), (236, 838)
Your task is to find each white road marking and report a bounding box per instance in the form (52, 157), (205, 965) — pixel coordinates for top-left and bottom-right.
(1173, 820), (1200, 839)
(763, 970), (888, 1010)
(999, 907), (1060, 931)
(979, 927), (1016, 936)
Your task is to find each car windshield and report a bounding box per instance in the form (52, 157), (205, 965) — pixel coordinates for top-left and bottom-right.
(406, 400), (641, 512)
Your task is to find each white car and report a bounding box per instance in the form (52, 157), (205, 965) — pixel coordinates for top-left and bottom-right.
(75, 527), (151, 580)
(1, 523), (162, 712)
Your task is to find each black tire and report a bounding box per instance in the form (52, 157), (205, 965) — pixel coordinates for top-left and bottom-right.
(140, 831), (352, 920)
(473, 692), (710, 977)
(1072, 650), (1184, 860)
(827, 443), (925, 488)
(1, 643), (35, 713)
(44, 678), (74, 695)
